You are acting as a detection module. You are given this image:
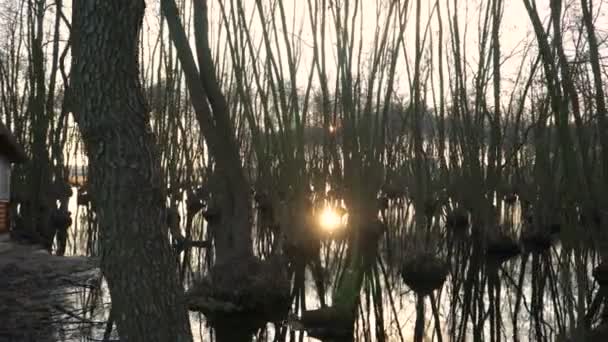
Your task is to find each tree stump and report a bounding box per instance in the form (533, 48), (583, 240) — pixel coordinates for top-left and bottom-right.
(400, 252), (449, 296)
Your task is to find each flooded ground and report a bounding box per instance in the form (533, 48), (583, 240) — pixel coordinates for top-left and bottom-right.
(48, 188), (607, 342)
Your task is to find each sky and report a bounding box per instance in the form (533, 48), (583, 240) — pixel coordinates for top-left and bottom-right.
(133, 0), (605, 110)
(1, 0), (605, 112)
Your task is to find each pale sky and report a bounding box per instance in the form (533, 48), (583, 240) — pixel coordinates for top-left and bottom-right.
(136, 0), (602, 108)
(1, 0), (605, 110)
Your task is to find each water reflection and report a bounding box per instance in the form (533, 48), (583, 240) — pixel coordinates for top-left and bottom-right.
(318, 206), (348, 236)
(57, 187), (606, 342)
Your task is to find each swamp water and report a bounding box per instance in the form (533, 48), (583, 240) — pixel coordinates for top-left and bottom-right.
(47, 188), (607, 342)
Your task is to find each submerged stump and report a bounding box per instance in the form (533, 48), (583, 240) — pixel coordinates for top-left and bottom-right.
(186, 254), (290, 336)
(504, 192), (518, 205)
(289, 306), (355, 341)
(446, 208), (469, 232)
(520, 226), (557, 254)
(400, 252), (449, 296)
(381, 181), (406, 200)
(485, 233), (520, 264)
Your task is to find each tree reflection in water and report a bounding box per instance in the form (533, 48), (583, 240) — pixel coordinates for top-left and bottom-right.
(54, 193), (608, 342)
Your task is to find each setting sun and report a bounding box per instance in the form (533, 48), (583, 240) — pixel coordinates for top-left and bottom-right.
(318, 206), (344, 232)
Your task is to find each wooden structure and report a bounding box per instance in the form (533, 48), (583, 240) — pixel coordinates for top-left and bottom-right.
(0, 121), (26, 234)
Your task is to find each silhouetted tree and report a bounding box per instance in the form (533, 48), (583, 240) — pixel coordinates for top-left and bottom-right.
(71, 1), (193, 341)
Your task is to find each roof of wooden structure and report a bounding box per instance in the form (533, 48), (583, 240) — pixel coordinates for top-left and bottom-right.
(0, 121), (27, 163)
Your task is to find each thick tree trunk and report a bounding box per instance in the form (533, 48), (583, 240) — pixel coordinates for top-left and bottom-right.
(71, 1), (192, 341)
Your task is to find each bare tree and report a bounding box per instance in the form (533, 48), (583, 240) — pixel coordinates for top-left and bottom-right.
(161, 0), (253, 265)
(581, 0), (608, 192)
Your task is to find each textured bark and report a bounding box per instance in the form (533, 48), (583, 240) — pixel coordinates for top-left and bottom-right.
(71, 1), (192, 341)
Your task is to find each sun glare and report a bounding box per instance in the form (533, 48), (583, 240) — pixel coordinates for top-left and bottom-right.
(319, 206), (343, 232)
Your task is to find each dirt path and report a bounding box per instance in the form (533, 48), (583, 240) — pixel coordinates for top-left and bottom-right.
(0, 233), (98, 341)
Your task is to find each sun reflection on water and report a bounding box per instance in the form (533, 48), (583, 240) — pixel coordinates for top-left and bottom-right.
(318, 206), (345, 232)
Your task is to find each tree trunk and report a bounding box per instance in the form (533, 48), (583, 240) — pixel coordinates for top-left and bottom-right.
(24, 0), (54, 250)
(71, 1), (193, 341)
(581, 0), (608, 194)
(522, 0), (580, 201)
(414, 294), (425, 342)
(161, 0), (253, 264)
